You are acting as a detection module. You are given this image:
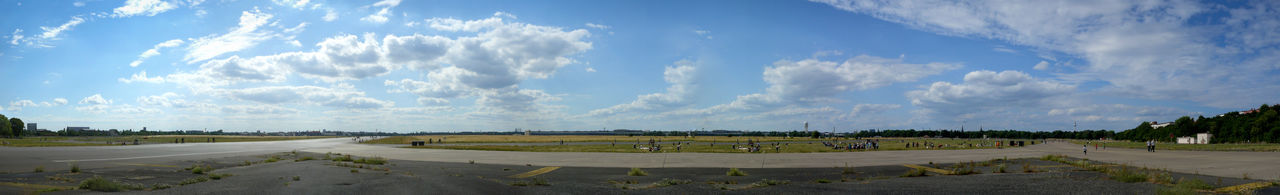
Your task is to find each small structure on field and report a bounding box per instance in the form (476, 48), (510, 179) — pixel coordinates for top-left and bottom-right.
(1176, 133), (1212, 144)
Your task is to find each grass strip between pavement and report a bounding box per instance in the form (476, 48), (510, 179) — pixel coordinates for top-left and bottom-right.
(901, 164), (954, 175)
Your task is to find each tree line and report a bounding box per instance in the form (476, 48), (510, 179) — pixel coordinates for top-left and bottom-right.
(1115, 104), (1280, 143)
(1, 114), (27, 138)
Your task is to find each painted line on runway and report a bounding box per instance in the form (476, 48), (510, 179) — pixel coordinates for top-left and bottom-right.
(1216, 181), (1276, 193)
(509, 166), (561, 178)
(52, 149), (266, 163)
(113, 163), (180, 168)
(902, 164), (955, 175)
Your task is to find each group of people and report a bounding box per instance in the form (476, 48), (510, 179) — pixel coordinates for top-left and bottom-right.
(823, 140), (879, 151)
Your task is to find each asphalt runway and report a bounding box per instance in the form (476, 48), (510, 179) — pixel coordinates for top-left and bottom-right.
(3, 138), (1277, 180)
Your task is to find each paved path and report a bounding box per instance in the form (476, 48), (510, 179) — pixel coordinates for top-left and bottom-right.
(316, 141), (1280, 179)
(3, 138), (1276, 180)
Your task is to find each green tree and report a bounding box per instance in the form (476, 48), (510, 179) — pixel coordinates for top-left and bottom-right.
(9, 117), (24, 138)
(0, 114), (9, 137)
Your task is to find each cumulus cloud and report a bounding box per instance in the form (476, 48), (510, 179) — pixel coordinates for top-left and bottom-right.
(272, 0), (311, 9)
(113, 0), (176, 17)
(1032, 61), (1050, 71)
(219, 84), (393, 109)
(323, 9), (339, 22)
(813, 0), (1280, 108)
(361, 0), (400, 24)
(907, 70), (1076, 121)
(130, 39), (184, 67)
(587, 60), (698, 116)
(184, 9), (274, 64)
(78, 94), (112, 105)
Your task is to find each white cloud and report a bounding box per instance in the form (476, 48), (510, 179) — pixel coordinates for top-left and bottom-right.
(8, 29), (21, 45)
(694, 30), (712, 39)
(361, 8), (391, 24)
(184, 9), (274, 64)
(585, 23), (610, 29)
(221, 104), (299, 114)
(118, 70), (166, 83)
(655, 54), (958, 123)
(371, 0), (401, 7)
(585, 67), (596, 72)
(813, 0), (1280, 108)
(847, 104), (901, 118)
(1032, 61), (1050, 71)
(323, 9), (338, 22)
(493, 11), (517, 19)
(78, 94), (112, 105)
(73, 1), (85, 7)
(112, 0), (176, 17)
(272, 0), (310, 9)
(130, 39), (185, 67)
(219, 84), (393, 109)
(907, 70), (1076, 121)
(587, 61), (698, 117)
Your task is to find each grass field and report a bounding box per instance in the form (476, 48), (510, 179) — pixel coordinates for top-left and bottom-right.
(1068, 140), (1280, 152)
(0, 135), (338, 147)
(380, 135), (1037, 153)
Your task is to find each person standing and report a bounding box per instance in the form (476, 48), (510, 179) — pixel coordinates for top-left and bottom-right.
(1083, 144), (1088, 155)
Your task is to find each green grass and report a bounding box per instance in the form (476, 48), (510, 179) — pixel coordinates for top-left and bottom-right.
(292, 176), (300, 181)
(726, 168), (748, 176)
(901, 168), (928, 177)
(995, 164), (1007, 173)
(1110, 167), (1148, 183)
(332, 155), (354, 162)
(383, 136), (1027, 153)
(188, 164), (213, 174)
(78, 176), (143, 192)
(1069, 140), (1280, 152)
(750, 179), (789, 187)
(654, 178), (692, 187)
(34, 166), (43, 173)
(353, 157), (387, 165)
(179, 176), (210, 185)
(295, 156), (315, 162)
(208, 173), (231, 180)
(265, 156), (282, 163)
(628, 168), (648, 176)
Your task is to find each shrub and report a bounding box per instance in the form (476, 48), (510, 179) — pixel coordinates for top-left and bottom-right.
(265, 156), (281, 163)
(354, 157), (387, 165)
(750, 179), (789, 187)
(150, 183), (171, 190)
(1022, 163), (1037, 173)
(901, 168), (928, 177)
(332, 155), (353, 162)
(628, 168), (648, 176)
(292, 176), (300, 181)
(351, 169), (359, 173)
(655, 178), (692, 187)
(190, 165), (212, 174)
(815, 179), (832, 183)
(179, 177), (209, 185)
(79, 176), (141, 192)
(296, 156), (315, 162)
(726, 168), (748, 176)
(34, 166), (44, 173)
(70, 164), (80, 173)
(995, 164), (1007, 173)
(209, 173), (231, 180)
(1110, 167), (1148, 183)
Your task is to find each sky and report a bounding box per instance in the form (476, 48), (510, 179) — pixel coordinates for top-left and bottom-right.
(1, 0), (1278, 132)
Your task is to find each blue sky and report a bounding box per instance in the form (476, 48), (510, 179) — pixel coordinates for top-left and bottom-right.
(1, 0), (1277, 132)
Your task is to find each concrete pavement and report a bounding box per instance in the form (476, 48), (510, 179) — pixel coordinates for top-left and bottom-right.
(2, 138), (1275, 180)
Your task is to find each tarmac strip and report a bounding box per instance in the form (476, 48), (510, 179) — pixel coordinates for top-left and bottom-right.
(901, 164), (954, 175)
(1215, 181), (1277, 193)
(113, 163), (180, 168)
(508, 166), (561, 178)
(52, 149), (264, 163)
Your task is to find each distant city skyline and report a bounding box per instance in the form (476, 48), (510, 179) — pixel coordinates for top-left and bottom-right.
(2, 0), (1278, 132)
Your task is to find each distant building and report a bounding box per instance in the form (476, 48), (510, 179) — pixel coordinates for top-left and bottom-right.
(1148, 121), (1172, 129)
(525, 130), (532, 136)
(1176, 133), (1212, 144)
(66, 127), (91, 132)
(1239, 109), (1259, 115)
(27, 123), (36, 132)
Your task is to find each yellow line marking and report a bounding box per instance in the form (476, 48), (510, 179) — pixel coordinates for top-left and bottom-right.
(0, 182), (75, 190)
(902, 164), (954, 175)
(1215, 181), (1276, 193)
(508, 166), (561, 178)
(113, 163), (180, 168)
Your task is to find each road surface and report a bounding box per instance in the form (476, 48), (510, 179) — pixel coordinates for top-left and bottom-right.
(2, 138), (1276, 179)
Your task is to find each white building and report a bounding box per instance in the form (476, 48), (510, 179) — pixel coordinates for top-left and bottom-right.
(1176, 133), (1212, 144)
